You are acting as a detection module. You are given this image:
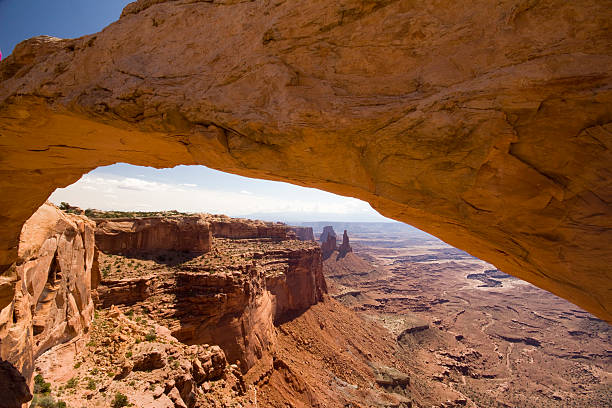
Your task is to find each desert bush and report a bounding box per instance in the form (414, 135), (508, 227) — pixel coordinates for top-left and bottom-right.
(36, 395), (56, 408)
(66, 377), (78, 388)
(111, 392), (129, 408)
(34, 374), (51, 394)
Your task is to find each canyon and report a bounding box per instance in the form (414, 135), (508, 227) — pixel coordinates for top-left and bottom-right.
(2, 204), (428, 407)
(1, 204), (610, 407)
(0, 0), (611, 323)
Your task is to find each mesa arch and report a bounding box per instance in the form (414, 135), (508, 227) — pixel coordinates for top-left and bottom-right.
(0, 0), (610, 322)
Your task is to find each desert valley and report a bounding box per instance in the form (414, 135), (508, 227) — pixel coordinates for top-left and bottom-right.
(1, 203), (608, 408)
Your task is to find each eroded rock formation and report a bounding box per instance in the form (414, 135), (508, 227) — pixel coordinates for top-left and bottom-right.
(95, 217), (327, 371)
(0, 0), (610, 321)
(337, 230), (352, 259)
(288, 226), (315, 242)
(0, 203), (96, 402)
(320, 226), (337, 261)
(266, 247), (327, 323)
(95, 216), (212, 254)
(206, 215), (289, 240)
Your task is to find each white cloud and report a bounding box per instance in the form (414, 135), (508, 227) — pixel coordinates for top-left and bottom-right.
(48, 171), (389, 221)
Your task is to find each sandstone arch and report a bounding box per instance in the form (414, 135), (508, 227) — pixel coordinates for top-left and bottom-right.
(0, 0), (611, 322)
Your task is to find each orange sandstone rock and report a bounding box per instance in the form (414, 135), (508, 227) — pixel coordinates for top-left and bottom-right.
(0, 203), (96, 401)
(0, 0), (610, 322)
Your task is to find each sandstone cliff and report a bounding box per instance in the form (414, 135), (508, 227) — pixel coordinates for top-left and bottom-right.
(0, 203), (96, 402)
(0, 0), (609, 322)
(320, 226), (337, 261)
(265, 247), (327, 323)
(95, 231), (326, 372)
(288, 226), (315, 242)
(95, 216), (212, 254)
(205, 215), (288, 240)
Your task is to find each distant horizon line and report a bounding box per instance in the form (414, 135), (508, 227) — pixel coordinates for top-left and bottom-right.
(49, 200), (399, 224)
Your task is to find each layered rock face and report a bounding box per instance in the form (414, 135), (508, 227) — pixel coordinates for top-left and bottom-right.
(95, 216), (212, 254)
(0, 0), (610, 321)
(96, 230), (326, 371)
(265, 247), (327, 323)
(288, 226), (315, 242)
(0, 203), (96, 399)
(320, 226), (337, 261)
(207, 216), (289, 240)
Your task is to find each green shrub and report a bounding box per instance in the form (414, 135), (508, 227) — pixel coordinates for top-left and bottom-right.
(145, 331), (157, 342)
(34, 374), (51, 394)
(111, 392), (129, 408)
(87, 379), (97, 390)
(36, 395), (56, 408)
(56, 401), (67, 408)
(66, 377), (78, 388)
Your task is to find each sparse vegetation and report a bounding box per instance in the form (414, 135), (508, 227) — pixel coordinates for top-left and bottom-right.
(84, 209), (189, 219)
(86, 378), (97, 390)
(34, 374), (51, 395)
(145, 330), (157, 341)
(66, 377), (78, 388)
(111, 392), (129, 408)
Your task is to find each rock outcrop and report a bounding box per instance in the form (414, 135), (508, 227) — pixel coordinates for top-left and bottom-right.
(0, 359), (31, 408)
(95, 216), (212, 254)
(320, 226), (337, 261)
(95, 227), (326, 371)
(288, 226), (315, 242)
(337, 230), (352, 259)
(0, 203), (96, 403)
(33, 307), (251, 408)
(206, 215), (289, 240)
(265, 247), (327, 323)
(0, 0), (610, 321)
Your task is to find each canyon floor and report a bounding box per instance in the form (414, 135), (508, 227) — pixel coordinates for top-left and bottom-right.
(318, 223), (612, 408)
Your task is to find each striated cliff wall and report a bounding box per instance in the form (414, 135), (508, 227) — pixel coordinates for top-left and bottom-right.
(207, 216), (289, 240)
(288, 227), (315, 242)
(0, 203), (96, 405)
(95, 216), (212, 254)
(265, 247), (327, 323)
(95, 218), (327, 372)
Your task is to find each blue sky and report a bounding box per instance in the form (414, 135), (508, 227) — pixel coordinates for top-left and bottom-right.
(2, 0), (389, 222)
(0, 0), (132, 56)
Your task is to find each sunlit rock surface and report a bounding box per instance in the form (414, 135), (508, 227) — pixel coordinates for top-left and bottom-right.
(0, 0), (610, 320)
(0, 203), (96, 403)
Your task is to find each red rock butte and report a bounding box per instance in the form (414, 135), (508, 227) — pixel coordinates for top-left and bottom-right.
(0, 0), (610, 321)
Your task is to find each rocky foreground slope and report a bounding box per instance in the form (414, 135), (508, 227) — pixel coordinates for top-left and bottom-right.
(0, 0), (610, 322)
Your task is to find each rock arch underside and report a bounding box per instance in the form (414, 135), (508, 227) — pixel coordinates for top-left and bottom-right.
(0, 0), (610, 323)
